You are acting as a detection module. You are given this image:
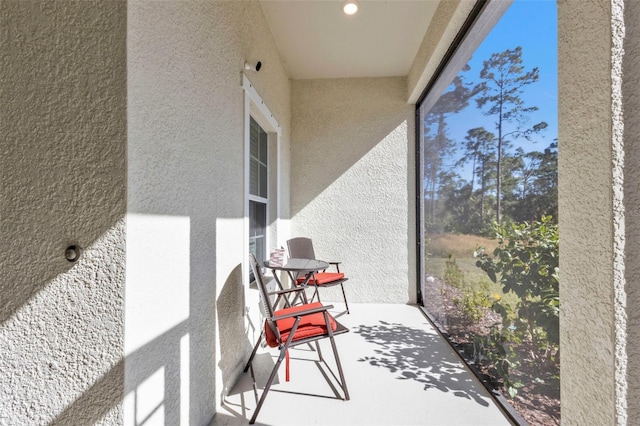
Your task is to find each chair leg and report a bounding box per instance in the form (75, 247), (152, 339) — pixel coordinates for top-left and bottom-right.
(329, 335), (350, 401)
(340, 283), (350, 314)
(244, 330), (264, 372)
(312, 285), (321, 304)
(250, 347), (287, 424)
(314, 341), (324, 362)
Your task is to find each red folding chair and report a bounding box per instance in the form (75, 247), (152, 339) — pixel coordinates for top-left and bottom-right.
(287, 237), (351, 314)
(244, 253), (350, 424)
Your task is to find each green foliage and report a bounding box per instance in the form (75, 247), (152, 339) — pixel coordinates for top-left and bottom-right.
(473, 325), (523, 397)
(454, 280), (492, 323)
(445, 256), (493, 324)
(504, 142), (558, 223)
(444, 256), (465, 288)
(475, 216), (559, 369)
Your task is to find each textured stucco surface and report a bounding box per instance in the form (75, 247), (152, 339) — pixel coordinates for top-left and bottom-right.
(623, 0), (640, 422)
(1, 1), (127, 424)
(611, 0), (626, 423)
(558, 0), (616, 423)
(127, 0), (290, 423)
(291, 78), (414, 304)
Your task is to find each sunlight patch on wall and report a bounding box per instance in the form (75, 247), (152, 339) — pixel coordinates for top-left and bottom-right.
(124, 366), (165, 425)
(125, 213), (190, 354)
(277, 218), (290, 247)
(216, 218), (244, 292)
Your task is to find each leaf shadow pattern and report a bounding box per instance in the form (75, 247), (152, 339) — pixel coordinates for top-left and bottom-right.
(354, 320), (490, 407)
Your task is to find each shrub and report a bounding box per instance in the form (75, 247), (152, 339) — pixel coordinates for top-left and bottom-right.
(475, 216), (559, 389)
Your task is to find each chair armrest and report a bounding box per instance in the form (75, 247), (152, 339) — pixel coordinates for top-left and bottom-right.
(272, 304), (335, 321)
(267, 286), (306, 297)
(328, 261), (341, 272)
(317, 260), (342, 272)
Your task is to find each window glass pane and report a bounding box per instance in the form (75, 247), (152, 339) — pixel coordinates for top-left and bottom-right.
(418, 2), (559, 423)
(249, 201), (266, 264)
(259, 164), (267, 198)
(250, 127), (259, 161)
(260, 131), (268, 163)
(249, 117), (268, 197)
(250, 159), (259, 196)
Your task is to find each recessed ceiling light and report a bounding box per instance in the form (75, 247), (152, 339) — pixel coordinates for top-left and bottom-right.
(342, 0), (359, 15)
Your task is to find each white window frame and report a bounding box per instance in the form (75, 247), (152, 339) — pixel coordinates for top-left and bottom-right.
(243, 74), (281, 286)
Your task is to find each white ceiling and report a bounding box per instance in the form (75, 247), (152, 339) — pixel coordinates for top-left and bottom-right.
(260, 0), (440, 80)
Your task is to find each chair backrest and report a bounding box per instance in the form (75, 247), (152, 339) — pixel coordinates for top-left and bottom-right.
(248, 253), (280, 341)
(287, 237), (316, 260)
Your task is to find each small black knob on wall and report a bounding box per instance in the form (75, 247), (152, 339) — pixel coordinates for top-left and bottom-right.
(65, 245), (82, 263)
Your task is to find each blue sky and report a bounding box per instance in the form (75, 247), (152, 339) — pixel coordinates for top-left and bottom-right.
(442, 0), (557, 171)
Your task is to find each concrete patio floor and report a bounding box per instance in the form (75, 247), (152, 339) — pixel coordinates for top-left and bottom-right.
(211, 303), (513, 426)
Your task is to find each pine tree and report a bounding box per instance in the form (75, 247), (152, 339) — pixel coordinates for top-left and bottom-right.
(476, 46), (548, 223)
(423, 71), (480, 225)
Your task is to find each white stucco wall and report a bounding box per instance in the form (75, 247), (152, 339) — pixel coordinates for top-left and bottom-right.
(1, 1), (127, 424)
(127, 1), (290, 423)
(290, 78), (415, 304)
(558, 0), (618, 423)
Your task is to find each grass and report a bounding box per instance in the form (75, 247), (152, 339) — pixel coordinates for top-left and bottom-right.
(426, 233), (499, 259)
(425, 233), (518, 307)
(426, 257), (487, 284)
(425, 232), (498, 281)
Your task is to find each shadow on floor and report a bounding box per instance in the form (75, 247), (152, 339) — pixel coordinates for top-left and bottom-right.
(354, 320), (490, 407)
(211, 304), (512, 426)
